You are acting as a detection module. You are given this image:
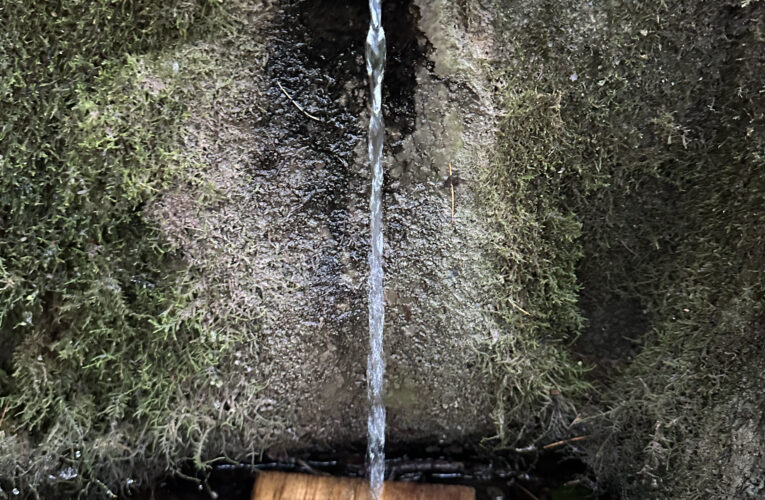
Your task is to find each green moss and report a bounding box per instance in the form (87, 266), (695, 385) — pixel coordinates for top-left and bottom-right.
(1, 0), (762, 496)
(0, 1), (247, 497)
(565, 1), (764, 496)
(491, 0), (764, 496)
(480, 89), (592, 447)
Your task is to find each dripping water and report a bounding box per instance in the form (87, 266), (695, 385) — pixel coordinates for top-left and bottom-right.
(365, 0), (386, 498)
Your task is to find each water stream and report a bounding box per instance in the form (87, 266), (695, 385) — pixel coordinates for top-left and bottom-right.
(365, 0), (387, 498)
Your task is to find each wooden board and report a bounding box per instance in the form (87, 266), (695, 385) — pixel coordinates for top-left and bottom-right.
(252, 471), (475, 500)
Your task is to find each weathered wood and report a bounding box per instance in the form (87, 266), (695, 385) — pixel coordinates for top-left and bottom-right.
(252, 471), (475, 500)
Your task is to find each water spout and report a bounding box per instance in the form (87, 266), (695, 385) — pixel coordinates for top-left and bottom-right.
(365, 0), (386, 498)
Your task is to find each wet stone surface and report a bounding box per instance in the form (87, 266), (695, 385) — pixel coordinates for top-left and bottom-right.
(154, 0), (504, 451)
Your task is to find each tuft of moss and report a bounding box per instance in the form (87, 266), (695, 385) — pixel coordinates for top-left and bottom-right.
(479, 87), (592, 449)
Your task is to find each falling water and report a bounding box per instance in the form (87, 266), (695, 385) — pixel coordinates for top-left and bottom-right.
(365, 0), (386, 498)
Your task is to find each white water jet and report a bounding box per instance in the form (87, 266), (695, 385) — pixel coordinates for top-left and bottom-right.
(365, 0), (386, 498)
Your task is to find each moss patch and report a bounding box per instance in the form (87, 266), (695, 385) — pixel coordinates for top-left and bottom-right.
(0, 1), (262, 497)
(479, 88), (591, 448)
(490, 0), (764, 496)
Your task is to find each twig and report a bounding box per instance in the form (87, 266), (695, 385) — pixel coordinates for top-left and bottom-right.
(542, 435), (589, 450)
(389, 459), (465, 475)
(174, 470), (202, 484)
(388, 459), (465, 482)
(509, 298), (532, 316)
(0, 405), (8, 428)
(449, 162), (455, 225)
(296, 459), (330, 476)
(515, 482), (541, 500)
(276, 81), (321, 122)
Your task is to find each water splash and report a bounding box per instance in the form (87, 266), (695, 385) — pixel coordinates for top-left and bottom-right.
(365, 0), (386, 498)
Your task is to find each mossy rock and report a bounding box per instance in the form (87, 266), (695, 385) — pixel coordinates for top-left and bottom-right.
(1, 0), (763, 498)
(490, 0), (764, 497)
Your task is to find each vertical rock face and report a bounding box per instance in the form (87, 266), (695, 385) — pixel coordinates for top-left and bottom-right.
(154, 0), (506, 449)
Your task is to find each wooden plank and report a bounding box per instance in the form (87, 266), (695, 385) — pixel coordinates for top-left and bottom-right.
(252, 471), (475, 500)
